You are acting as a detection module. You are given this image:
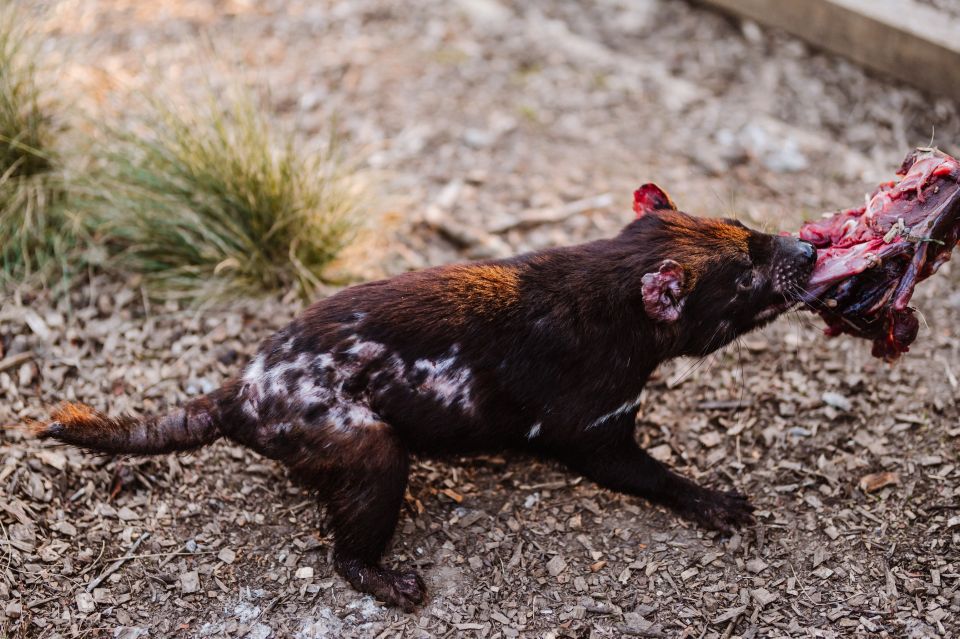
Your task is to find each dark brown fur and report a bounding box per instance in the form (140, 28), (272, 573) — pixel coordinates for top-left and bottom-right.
(36, 186), (815, 610)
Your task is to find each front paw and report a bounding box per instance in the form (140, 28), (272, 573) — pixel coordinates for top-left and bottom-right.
(385, 569), (427, 612)
(674, 486), (755, 533)
(336, 557), (427, 612)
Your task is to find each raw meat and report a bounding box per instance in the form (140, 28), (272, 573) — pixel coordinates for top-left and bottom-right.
(799, 148), (960, 360)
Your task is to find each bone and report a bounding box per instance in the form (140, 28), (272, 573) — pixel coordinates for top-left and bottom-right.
(798, 148), (960, 360)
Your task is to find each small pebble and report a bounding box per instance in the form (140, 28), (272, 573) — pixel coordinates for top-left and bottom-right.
(76, 592), (96, 613)
(546, 556), (567, 577)
(295, 566), (314, 579)
(821, 392), (852, 411)
(180, 571), (200, 594)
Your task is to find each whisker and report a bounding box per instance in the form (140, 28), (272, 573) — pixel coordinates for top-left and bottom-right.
(670, 321), (727, 386)
(784, 305), (823, 331)
(791, 313), (803, 359)
(789, 283), (832, 309)
(732, 336), (751, 433)
(670, 354), (707, 387)
(672, 351), (713, 386)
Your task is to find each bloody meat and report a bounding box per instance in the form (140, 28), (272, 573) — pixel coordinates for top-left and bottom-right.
(799, 148), (960, 360)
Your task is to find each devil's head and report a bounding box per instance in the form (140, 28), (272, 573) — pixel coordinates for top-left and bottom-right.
(627, 184), (815, 356)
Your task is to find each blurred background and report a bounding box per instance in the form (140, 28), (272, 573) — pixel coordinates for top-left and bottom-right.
(2, 2), (959, 638)
(19, 0), (960, 284)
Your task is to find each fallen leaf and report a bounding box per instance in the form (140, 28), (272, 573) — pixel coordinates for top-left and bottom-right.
(859, 472), (899, 493)
(439, 488), (463, 503)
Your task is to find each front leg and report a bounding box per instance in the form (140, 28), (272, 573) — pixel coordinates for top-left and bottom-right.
(554, 418), (754, 533)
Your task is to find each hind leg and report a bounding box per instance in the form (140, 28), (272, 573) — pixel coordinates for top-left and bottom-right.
(301, 421), (425, 610)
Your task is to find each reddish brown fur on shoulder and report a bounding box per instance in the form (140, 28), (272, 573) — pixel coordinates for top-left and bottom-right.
(438, 264), (521, 317)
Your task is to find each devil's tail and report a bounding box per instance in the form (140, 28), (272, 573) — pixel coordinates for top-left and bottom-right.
(33, 387), (232, 455)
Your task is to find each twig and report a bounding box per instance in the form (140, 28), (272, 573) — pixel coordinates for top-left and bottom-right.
(0, 351), (32, 373)
(585, 603), (619, 615)
(86, 532), (150, 592)
(618, 624), (665, 638)
(122, 549), (218, 561)
(27, 595), (59, 609)
(490, 193), (614, 233)
(374, 620), (409, 639)
(76, 540), (106, 577)
(857, 506), (884, 525)
(926, 504), (960, 511)
(696, 399), (752, 411)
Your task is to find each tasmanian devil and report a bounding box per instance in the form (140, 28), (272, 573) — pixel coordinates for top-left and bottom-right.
(35, 184), (816, 610)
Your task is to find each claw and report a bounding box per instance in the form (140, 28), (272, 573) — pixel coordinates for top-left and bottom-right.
(335, 557), (427, 611)
(674, 486), (755, 533)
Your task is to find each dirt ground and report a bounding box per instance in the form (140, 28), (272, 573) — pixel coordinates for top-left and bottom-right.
(2, 1), (960, 637)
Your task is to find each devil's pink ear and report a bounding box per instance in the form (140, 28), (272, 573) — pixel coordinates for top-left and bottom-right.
(641, 259), (686, 323)
(633, 183), (677, 218)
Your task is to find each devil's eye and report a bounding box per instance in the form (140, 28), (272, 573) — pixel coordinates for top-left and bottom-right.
(737, 272), (754, 292)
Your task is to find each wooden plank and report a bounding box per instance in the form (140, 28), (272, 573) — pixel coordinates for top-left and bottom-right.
(698, 0), (960, 103)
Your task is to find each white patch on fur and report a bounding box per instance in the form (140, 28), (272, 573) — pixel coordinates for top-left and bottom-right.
(253, 338), (391, 431)
(264, 354), (307, 397)
(527, 422), (542, 439)
(331, 403), (377, 429)
(314, 352), (334, 369)
(251, 337), (476, 432)
(243, 353), (266, 385)
(240, 354), (267, 418)
(412, 346), (474, 412)
(586, 393), (643, 430)
(345, 336), (386, 360)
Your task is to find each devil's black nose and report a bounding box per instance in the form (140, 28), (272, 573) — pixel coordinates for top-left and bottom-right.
(797, 240), (816, 264)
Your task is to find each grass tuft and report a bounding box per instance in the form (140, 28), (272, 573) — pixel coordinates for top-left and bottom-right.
(89, 90), (366, 300)
(0, 2), (71, 285)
